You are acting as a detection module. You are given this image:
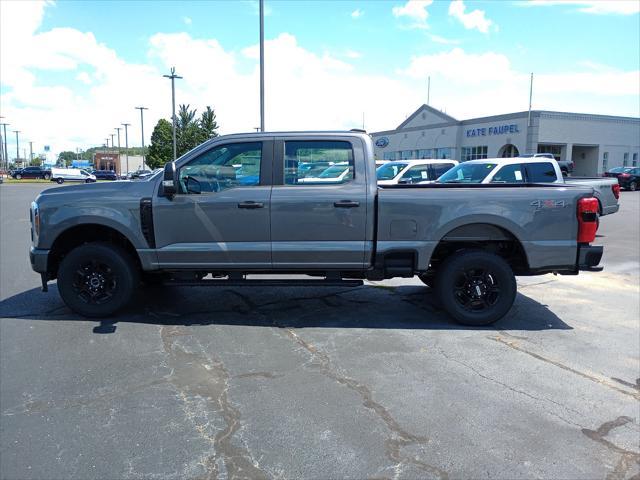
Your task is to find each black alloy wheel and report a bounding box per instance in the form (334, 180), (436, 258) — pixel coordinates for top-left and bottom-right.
(435, 250), (517, 326)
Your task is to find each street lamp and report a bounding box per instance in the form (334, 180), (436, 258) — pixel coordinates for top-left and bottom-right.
(163, 67), (182, 161)
(0, 122), (8, 170)
(135, 106), (148, 168)
(115, 127), (122, 176)
(259, 0), (265, 132)
(121, 123), (130, 173)
(110, 133), (115, 151)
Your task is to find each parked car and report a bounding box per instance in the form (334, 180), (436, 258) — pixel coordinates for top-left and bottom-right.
(438, 158), (620, 216)
(128, 170), (153, 180)
(614, 167), (640, 191)
(11, 166), (51, 180)
(50, 168), (97, 184)
(298, 162), (353, 184)
(377, 160), (458, 185)
(91, 169), (118, 181)
(519, 153), (574, 175)
(30, 131), (603, 326)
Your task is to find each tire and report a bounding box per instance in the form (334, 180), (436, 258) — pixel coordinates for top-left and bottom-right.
(57, 242), (139, 317)
(43, 174), (51, 180)
(435, 250), (517, 326)
(85, 179), (91, 183)
(630, 181), (637, 192)
(418, 273), (435, 288)
(56, 178), (64, 184)
(15, 174), (21, 180)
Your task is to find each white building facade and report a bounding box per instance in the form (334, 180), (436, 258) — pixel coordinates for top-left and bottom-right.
(371, 105), (640, 176)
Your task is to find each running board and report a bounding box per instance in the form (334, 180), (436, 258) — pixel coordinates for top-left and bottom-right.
(165, 278), (364, 287)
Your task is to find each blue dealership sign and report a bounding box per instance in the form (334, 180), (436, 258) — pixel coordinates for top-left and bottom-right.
(375, 137), (390, 148)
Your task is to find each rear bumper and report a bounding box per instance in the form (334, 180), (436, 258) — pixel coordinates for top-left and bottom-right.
(601, 203), (620, 216)
(578, 244), (603, 271)
(30, 247), (50, 273)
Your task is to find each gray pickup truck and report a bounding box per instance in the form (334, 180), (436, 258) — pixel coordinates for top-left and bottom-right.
(29, 131), (603, 325)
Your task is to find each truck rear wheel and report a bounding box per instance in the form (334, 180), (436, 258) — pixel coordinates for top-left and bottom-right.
(57, 242), (139, 317)
(435, 250), (516, 326)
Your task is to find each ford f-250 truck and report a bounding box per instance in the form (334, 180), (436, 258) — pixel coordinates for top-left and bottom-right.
(29, 131), (603, 325)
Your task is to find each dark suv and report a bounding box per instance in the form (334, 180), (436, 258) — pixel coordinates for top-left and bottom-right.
(616, 167), (640, 191)
(11, 166), (51, 180)
(91, 170), (118, 181)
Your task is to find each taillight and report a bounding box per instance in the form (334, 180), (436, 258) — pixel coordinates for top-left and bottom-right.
(620, 173), (630, 178)
(577, 197), (598, 243)
(612, 183), (620, 199)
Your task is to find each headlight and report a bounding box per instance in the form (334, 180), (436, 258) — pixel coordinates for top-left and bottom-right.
(31, 202), (40, 237)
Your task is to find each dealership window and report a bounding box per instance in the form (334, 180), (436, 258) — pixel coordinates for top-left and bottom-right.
(461, 146), (488, 162)
(623, 153), (629, 166)
(436, 147), (453, 159)
(383, 151), (397, 161)
(401, 150), (415, 160)
(633, 153), (638, 167)
(602, 152), (609, 171)
(537, 144), (562, 161)
(418, 149), (432, 159)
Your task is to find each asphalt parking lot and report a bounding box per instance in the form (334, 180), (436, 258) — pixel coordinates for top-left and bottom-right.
(1, 183), (639, 480)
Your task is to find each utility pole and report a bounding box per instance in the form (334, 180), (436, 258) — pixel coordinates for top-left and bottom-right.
(14, 130), (20, 163)
(0, 117), (4, 169)
(29, 141), (33, 163)
(135, 106), (148, 169)
(163, 67), (182, 161)
(122, 123), (130, 173)
(259, 0), (265, 132)
(427, 76), (431, 105)
(0, 122), (8, 170)
(105, 138), (110, 149)
(527, 72), (534, 154)
(110, 133), (115, 151)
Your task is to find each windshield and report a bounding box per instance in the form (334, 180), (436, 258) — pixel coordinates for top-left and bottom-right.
(609, 167), (627, 173)
(318, 164), (348, 178)
(437, 162), (498, 183)
(377, 162), (408, 180)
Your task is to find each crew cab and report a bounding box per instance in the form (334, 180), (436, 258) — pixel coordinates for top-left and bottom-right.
(30, 131), (603, 325)
(438, 158), (620, 216)
(11, 166), (51, 180)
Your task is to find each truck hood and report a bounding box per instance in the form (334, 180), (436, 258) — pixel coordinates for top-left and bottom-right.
(36, 179), (158, 204)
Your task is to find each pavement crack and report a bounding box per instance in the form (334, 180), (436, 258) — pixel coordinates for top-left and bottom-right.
(160, 326), (268, 480)
(490, 336), (640, 400)
(581, 416), (640, 480)
(434, 347), (586, 428)
(282, 328), (449, 479)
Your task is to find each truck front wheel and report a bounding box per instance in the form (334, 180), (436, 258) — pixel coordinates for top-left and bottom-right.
(435, 250), (516, 326)
(57, 242), (139, 317)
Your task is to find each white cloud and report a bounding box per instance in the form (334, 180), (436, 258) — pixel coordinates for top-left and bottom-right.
(344, 49), (362, 59)
(523, 0), (639, 15)
(76, 72), (92, 84)
(351, 8), (363, 19)
(182, 16), (192, 25)
(429, 34), (461, 45)
(392, 0), (433, 29)
(448, 0), (494, 33)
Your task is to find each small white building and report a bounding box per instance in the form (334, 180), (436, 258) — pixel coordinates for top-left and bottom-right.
(371, 105), (640, 176)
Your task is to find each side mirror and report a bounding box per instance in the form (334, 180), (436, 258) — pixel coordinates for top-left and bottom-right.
(162, 162), (177, 198)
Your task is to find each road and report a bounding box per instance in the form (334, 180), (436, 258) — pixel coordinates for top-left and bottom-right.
(1, 184), (639, 480)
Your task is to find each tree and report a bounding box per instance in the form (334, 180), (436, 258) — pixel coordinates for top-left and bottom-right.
(147, 119), (173, 169)
(58, 151), (76, 167)
(176, 104), (202, 157)
(200, 106), (219, 141)
(30, 158), (42, 167)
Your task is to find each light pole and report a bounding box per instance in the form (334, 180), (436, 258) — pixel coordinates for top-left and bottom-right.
(122, 123), (130, 173)
(110, 133), (115, 151)
(105, 138), (110, 149)
(115, 127), (122, 176)
(259, 0), (265, 132)
(163, 67), (182, 161)
(14, 130), (20, 163)
(0, 117), (4, 169)
(135, 106), (148, 168)
(29, 141), (33, 163)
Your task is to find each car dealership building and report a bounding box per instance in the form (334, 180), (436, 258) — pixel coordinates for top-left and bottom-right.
(371, 105), (640, 176)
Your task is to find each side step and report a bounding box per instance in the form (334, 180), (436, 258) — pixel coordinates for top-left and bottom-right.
(165, 277), (363, 288)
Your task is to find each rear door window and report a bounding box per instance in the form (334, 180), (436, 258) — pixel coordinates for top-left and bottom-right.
(284, 141), (354, 185)
(431, 162), (455, 179)
(491, 164), (525, 183)
(526, 162), (558, 183)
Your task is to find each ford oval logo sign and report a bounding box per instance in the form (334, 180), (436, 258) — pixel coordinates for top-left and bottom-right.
(375, 137), (389, 148)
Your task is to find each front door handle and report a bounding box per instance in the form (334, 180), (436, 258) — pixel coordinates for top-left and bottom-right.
(237, 201), (264, 209)
(334, 200), (360, 208)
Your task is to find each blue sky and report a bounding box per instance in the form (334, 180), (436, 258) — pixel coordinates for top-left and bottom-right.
(1, 0), (638, 158)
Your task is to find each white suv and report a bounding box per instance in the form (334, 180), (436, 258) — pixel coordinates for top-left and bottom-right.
(377, 159), (458, 185)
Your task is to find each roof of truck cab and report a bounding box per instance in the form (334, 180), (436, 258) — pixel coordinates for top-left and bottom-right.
(214, 131), (371, 139)
(460, 157), (558, 165)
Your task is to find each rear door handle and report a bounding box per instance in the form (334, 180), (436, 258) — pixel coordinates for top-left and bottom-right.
(237, 201), (264, 209)
(334, 200), (360, 208)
